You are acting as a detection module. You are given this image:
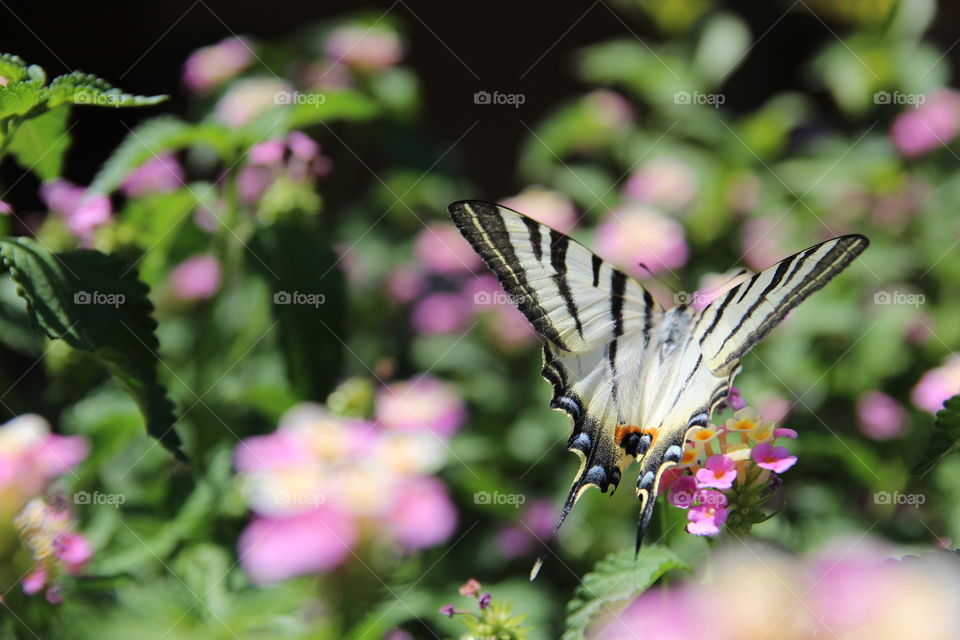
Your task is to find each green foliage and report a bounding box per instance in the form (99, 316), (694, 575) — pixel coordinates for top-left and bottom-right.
(0, 237), (182, 459)
(912, 394), (960, 478)
(563, 547), (690, 640)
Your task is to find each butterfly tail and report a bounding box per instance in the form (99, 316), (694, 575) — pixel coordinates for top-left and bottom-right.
(633, 429), (687, 553)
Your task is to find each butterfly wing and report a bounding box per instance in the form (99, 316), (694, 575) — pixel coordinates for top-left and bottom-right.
(448, 200), (662, 573)
(695, 234), (869, 377)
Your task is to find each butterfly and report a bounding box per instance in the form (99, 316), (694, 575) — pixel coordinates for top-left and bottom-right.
(448, 200), (869, 579)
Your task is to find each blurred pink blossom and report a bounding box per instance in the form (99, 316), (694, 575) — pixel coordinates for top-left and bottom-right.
(495, 500), (556, 558)
(890, 89), (960, 157)
(248, 139), (286, 165)
(387, 476), (457, 550)
(857, 391), (909, 440)
(740, 215), (797, 271)
(40, 180), (113, 240)
(169, 254), (222, 300)
(500, 186), (578, 233)
(0, 200), (12, 215)
(912, 355), (960, 413)
(386, 264), (426, 304)
(595, 204), (688, 277)
(583, 89), (634, 132)
(288, 131), (320, 161)
(239, 506), (357, 584)
(236, 165), (274, 204)
(14, 498), (93, 602)
(414, 223), (482, 274)
(624, 156), (698, 212)
(302, 59), (353, 89)
(0, 414), (88, 518)
(214, 78), (292, 127)
(325, 24), (403, 70)
(183, 36), (254, 93)
(120, 153), (184, 197)
(412, 292), (472, 335)
(375, 375), (465, 438)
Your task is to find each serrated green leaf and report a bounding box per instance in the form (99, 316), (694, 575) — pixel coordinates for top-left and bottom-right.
(0, 53), (29, 83)
(46, 71), (166, 109)
(0, 79), (43, 119)
(88, 116), (235, 194)
(6, 104), (69, 179)
(246, 223), (346, 401)
(563, 546), (690, 640)
(911, 394), (960, 478)
(0, 237), (183, 459)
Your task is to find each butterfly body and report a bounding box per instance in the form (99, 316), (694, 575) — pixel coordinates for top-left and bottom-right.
(447, 199), (867, 578)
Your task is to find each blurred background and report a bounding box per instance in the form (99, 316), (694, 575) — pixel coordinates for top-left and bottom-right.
(1, 0), (959, 638)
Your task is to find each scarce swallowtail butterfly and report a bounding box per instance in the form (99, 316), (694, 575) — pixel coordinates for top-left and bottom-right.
(448, 200), (869, 580)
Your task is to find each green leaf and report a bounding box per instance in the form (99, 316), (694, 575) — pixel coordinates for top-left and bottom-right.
(0, 237), (183, 459)
(0, 53), (29, 83)
(911, 394), (960, 478)
(563, 546), (690, 640)
(246, 223), (346, 401)
(45, 71), (166, 109)
(6, 105), (69, 179)
(88, 116), (235, 194)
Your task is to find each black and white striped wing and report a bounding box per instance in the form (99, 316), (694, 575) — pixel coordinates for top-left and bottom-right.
(448, 200), (658, 353)
(449, 200), (663, 577)
(695, 234), (869, 376)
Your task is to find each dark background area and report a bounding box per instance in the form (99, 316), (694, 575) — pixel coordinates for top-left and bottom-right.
(2, 0), (959, 198)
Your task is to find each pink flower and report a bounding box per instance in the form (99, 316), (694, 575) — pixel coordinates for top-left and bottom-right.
(248, 139), (286, 165)
(54, 532), (93, 573)
(287, 131), (320, 161)
(686, 501), (729, 536)
(583, 90), (634, 132)
(739, 215), (799, 272)
(386, 264), (425, 304)
(727, 386), (746, 411)
(183, 36), (253, 93)
(0, 200), (12, 215)
(236, 165), (274, 204)
(411, 293), (472, 335)
(667, 475), (698, 509)
(414, 223), (482, 274)
(624, 156), (698, 212)
(22, 568), (48, 595)
(595, 204), (688, 277)
(912, 356), (960, 413)
(325, 24), (403, 70)
(890, 89), (960, 157)
(752, 442), (797, 473)
(214, 78), (292, 127)
(40, 180), (112, 240)
(169, 254), (222, 300)
(695, 454), (737, 489)
(375, 376), (465, 438)
(857, 391), (909, 440)
(239, 506), (357, 583)
(500, 187), (578, 233)
(385, 476), (457, 550)
(600, 588), (701, 640)
(495, 500), (556, 557)
(121, 153), (184, 197)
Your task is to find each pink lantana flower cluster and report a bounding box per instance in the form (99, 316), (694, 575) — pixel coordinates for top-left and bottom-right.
(0, 414), (91, 602)
(236, 131), (332, 208)
(14, 498), (93, 604)
(234, 376), (462, 584)
(662, 406), (798, 537)
(600, 540), (960, 640)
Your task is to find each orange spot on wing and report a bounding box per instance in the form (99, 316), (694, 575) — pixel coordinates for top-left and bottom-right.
(614, 425), (660, 448)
